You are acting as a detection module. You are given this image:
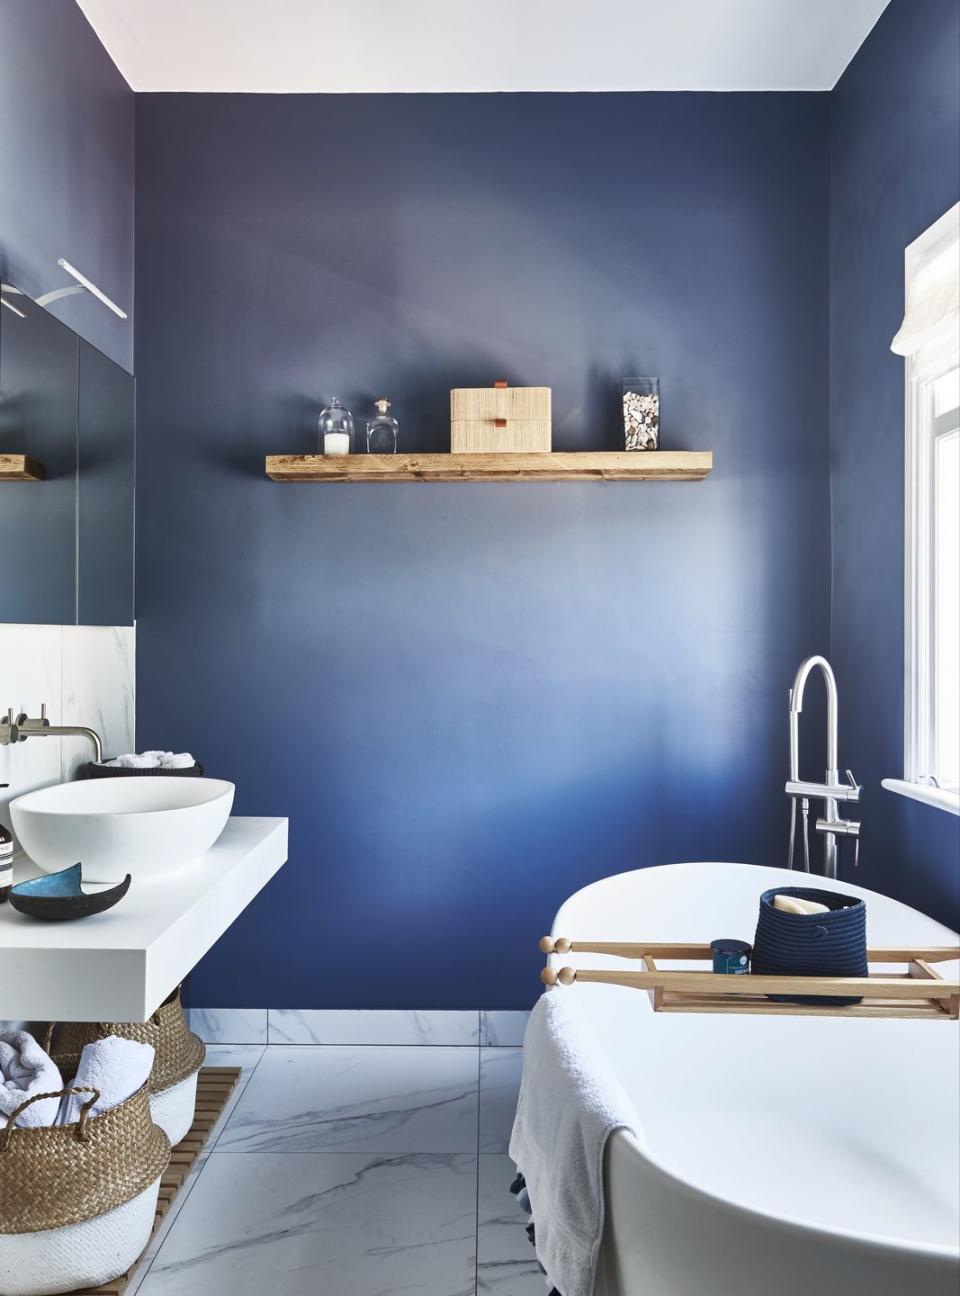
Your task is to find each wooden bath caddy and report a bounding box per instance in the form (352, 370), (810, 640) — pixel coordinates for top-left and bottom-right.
(538, 937), (960, 1020)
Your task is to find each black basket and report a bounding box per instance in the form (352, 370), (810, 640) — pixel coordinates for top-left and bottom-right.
(81, 760), (204, 780)
(752, 886), (867, 1005)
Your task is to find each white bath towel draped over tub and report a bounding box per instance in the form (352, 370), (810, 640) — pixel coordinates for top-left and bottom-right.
(509, 991), (640, 1296)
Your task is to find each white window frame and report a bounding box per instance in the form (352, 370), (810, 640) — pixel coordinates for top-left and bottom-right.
(883, 204), (960, 816)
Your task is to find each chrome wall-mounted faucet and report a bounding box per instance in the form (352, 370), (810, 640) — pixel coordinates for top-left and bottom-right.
(0, 704), (103, 764)
(785, 656), (861, 879)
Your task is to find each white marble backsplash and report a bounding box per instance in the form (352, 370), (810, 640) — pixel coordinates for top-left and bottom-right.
(0, 623), (135, 840)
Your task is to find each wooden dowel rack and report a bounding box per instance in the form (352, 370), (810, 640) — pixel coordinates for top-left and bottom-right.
(538, 937), (960, 1021)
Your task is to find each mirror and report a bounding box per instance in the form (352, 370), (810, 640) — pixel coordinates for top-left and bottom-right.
(0, 280), (134, 626)
(77, 340), (135, 625)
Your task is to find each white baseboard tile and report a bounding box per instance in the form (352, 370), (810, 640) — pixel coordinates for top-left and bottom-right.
(187, 1008), (531, 1047)
(480, 1011), (531, 1047)
(268, 1009), (481, 1046)
(187, 1008), (269, 1045)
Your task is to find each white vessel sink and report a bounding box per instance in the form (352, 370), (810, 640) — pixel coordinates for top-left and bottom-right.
(10, 777), (235, 885)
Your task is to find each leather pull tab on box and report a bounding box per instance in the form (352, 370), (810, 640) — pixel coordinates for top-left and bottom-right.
(494, 380), (508, 426)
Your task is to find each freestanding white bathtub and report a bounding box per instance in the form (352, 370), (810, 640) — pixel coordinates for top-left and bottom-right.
(547, 862), (960, 1296)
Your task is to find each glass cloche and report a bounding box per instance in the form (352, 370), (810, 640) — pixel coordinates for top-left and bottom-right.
(319, 397), (355, 454)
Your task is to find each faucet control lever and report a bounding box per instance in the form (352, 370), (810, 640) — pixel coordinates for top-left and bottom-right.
(816, 816), (860, 837)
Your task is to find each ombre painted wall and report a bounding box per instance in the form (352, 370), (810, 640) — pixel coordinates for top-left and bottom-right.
(134, 92), (832, 1007)
(830, 0), (960, 929)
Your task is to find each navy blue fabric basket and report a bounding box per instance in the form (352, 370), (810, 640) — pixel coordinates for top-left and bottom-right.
(752, 887), (867, 1005)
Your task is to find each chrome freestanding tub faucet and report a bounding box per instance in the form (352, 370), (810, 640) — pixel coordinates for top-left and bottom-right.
(785, 656), (861, 879)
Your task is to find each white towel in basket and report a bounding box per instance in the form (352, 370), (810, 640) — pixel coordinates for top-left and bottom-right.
(509, 992), (639, 1296)
(59, 1036), (154, 1126)
(0, 1031), (63, 1129)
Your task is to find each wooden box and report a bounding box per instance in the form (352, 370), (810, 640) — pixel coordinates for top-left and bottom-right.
(450, 382), (551, 452)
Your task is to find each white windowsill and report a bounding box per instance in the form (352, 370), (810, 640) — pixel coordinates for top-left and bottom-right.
(882, 778), (960, 816)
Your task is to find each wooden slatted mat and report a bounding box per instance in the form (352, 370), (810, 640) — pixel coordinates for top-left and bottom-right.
(66, 1066), (241, 1296)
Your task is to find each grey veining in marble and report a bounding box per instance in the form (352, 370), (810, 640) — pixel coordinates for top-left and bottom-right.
(140, 1152), (477, 1296)
(188, 1008), (269, 1045)
(0, 625), (64, 824)
(60, 624), (135, 778)
(0, 623), (136, 835)
(477, 1155), (545, 1295)
(125, 1045), (267, 1296)
(216, 1045), (480, 1155)
(269, 1008), (481, 1046)
(480, 1011), (531, 1047)
(479, 1049), (523, 1154)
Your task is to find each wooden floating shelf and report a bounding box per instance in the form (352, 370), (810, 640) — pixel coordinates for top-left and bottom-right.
(265, 451), (712, 483)
(0, 454), (44, 482)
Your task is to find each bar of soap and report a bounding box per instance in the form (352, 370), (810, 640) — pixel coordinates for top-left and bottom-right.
(774, 894), (830, 915)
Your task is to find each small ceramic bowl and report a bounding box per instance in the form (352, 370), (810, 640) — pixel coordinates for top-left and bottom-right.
(9, 863), (131, 921)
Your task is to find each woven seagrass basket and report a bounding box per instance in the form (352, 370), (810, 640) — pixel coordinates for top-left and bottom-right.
(0, 1082), (170, 1295)
(48, 986), (205, 1145)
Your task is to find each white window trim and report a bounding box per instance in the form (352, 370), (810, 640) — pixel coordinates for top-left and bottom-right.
(891, 203), (960, 817)
(882, 778), (959, 816)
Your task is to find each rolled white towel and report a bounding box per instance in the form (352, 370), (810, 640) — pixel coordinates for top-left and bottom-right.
(106, 751), (196, 770)
(59, 1036), (155, 1126)
(0, 1030), (64, 1129)
(106, 752), (159, 769)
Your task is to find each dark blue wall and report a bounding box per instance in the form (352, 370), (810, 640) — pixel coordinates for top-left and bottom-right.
(135, 92), (831, 1008)
(0, 0), (133, 371)
(830, 0), (960, 928)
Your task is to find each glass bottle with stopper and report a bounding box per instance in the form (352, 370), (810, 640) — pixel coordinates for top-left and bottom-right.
(319, 397), (355, 455)
(366, 399), (399, 454)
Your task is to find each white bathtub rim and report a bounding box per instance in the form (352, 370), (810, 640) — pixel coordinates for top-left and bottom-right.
(609, 1125), (960, 1265)
(551, 861), (959, 1266)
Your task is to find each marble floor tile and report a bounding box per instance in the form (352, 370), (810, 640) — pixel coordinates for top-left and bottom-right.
(480, 1011), (531, 1047)
(215, 1046), (480, 1154)
(477, 1154), (545, 1295)
(139, 1152), (477, 1296)
(201, 1045), (267, 1151)
(269, 1008), (480, 1046)
(479, 1049), (523, 1154)
(125, 1046), (266, 1296)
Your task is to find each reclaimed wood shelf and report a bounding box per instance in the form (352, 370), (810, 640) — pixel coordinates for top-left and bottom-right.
(66, 1066), (241, 1296)
(266, 451), (713, 483)
(0, 454), (44, 481)
(539, 937), (960, 1020)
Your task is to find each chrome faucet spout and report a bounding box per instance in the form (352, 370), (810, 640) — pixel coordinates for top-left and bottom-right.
(790, 654), (838, 777)
(0, 704), (103, 765)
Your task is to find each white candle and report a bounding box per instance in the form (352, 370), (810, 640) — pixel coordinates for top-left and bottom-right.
(324, 431), (351, 455)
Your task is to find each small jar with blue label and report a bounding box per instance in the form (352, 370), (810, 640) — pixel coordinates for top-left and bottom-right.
(711, 938), (751, 975)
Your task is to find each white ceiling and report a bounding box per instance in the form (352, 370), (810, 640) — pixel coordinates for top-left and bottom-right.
(76, 0), (891, 94)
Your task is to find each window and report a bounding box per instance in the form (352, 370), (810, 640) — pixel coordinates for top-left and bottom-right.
(886, 203), (960, 814)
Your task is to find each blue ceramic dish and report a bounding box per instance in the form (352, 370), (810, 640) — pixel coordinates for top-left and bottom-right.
(9, 863), (131, 921)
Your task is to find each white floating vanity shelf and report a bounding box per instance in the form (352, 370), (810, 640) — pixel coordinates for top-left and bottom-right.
(266, 451), (713, 482)
(0, 817), (288, 1021)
